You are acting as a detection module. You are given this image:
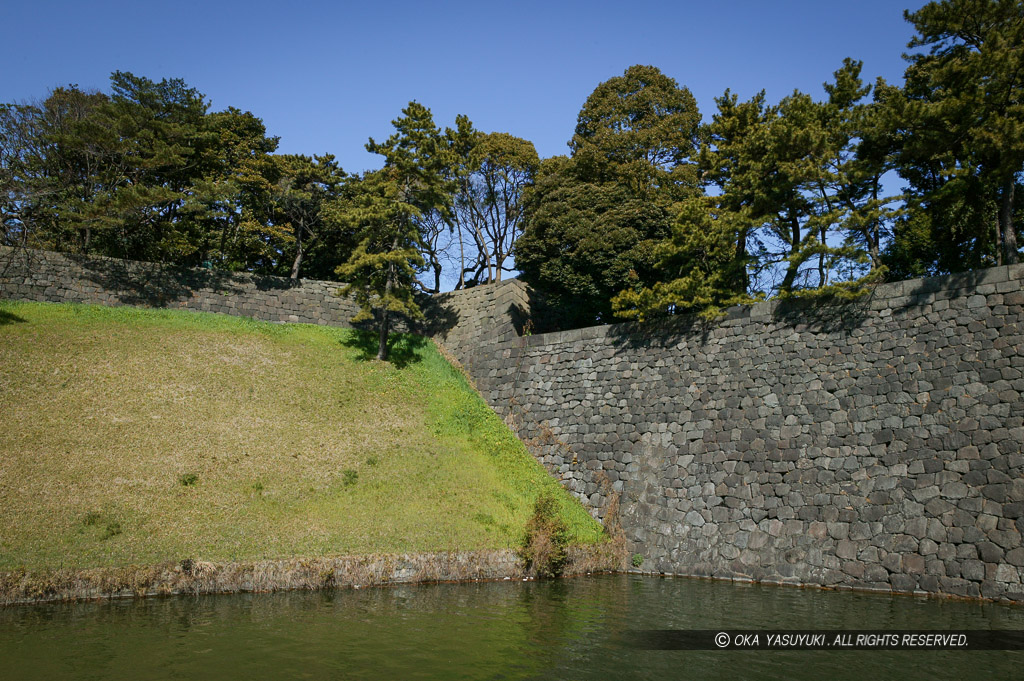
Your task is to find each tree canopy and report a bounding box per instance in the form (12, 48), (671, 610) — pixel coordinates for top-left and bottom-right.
(4, 4), (1023, 334)
(442, 120), (539, 289)
(886, 0), (1024, 274)
(516, 65), (702, 327)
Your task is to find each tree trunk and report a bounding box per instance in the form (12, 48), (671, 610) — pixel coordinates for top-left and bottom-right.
(734, 228), (750, 294)
(1000, 176), (1018, 265)
(868, 227), (880, 270)
(457, 225), (466, 289)
(994, 211), (1004, 267)
(377, 309), (389, 361)
(780, 212), (801, 293)
(868, 180), (881, 269)
(378, 242), (398, 361)
(818, 225), (828, 288)
(290, 223), (305, 280)
(475, 225), (492, 284)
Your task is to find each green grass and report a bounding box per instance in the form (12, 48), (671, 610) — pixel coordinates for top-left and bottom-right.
(0, 300), (603, 570)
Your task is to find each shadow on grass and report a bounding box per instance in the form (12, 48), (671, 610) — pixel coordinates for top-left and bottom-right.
(341, 329), (428, 369)
(0, 309), (28, 326)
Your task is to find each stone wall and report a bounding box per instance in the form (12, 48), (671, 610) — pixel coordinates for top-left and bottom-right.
(469, 265), (1024, 602)
(0, 247), (523, 349)
(426, 278), (531, 368)
(4, 246), (1024, 602)
(0, 247), (364, 326)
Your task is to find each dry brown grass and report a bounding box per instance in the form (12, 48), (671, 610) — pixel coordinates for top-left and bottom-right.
(0, 544), (622, 605)
(0, 302), (603, 574)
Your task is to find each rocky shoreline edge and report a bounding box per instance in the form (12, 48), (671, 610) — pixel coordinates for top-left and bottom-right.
(0, 545), (623, 606)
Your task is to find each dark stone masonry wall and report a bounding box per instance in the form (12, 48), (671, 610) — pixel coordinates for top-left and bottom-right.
(0, 247), (364, 325)
(425, 277), (531, 368)
(4, 246), (1024, 602)
(469, 265), (1024, 602)
(0, 247), (525, 349)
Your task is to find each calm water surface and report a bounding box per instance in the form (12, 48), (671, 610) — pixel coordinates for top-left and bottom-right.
(2, 574), (1022, 680)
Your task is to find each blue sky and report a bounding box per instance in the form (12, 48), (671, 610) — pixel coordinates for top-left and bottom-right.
(3, 0), (928, 174)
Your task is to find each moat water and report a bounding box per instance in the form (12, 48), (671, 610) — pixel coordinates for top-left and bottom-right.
(1, 574), (1022, 680)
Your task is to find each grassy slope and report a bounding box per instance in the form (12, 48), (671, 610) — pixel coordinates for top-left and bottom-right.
(0, 301), (602, 570)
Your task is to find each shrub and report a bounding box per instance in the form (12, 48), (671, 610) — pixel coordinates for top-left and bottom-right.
(519, 492), (570, 578)
(632, 553), (644, 568)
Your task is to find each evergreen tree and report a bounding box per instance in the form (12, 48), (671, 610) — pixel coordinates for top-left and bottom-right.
(612, 198), (755, 321)
(617, 61), (900, 322)
(267, 154), (348, 280)
(891, 0), (1024, 269)
(336, 169), (426, 360)
(0, 86), (110, 251)
(0, 73), (282, 270)
(705, 62), (896, 301)
(336, 102), (454, 360)
(516, 65), (702, 328)
(517, 155), (673, 327)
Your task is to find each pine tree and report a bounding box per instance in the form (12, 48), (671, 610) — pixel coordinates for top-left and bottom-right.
(897, 0), (1024, 267)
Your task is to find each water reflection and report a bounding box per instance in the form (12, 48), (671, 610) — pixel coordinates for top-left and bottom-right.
(1, 575), (1022, 680)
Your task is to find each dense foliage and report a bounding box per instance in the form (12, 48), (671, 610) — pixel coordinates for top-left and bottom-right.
(1, 73), (286, 270)
(516, 65), (702, 326)
(520, 1), (1023, 325)
(3, 0), (1022, 332)
(885, 0), (1024, 277)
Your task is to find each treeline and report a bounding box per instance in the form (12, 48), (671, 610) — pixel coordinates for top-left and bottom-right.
(2, 0), (1022, 331)
(518, 0), (1024, 326)
(0, 72), (530, 290)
